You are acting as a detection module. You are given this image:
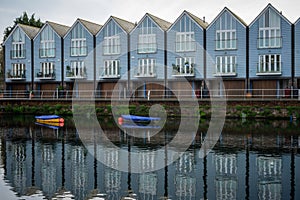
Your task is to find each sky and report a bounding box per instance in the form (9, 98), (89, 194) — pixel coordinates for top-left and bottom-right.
(0, 0), (300, 42)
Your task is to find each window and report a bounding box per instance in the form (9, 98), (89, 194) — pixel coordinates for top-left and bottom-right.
(215, 56), (237, 75)
(68, 61), (86, 78)
(40, 25), (55, 57)
(138, 17), (157, 53)
(136, 58), (156, 77)
(11, 28), (25, 59)
(257, 54), (281, 74)
(37, 62), (55, 78)
(215, 11), (237, 50)
(103, 60), (120, 78)
(176, 32), (195, 52)
(258, 9), (281, 48)
(103, 36), (120, 55)
(173, 57), (195, 76)
(9, 63), (26, 78)
(71, 24), (87, 56)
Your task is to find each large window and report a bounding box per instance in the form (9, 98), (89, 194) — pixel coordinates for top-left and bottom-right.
(67, 61), (86, 78)
(215, 56), (237, 75)
(11, 28), (25, 59)
(176, 32), (195, 52)
(103, 36), (120, 55)
(37, 62), (55, 78)
(136, 58), (156, 77)
(215, 12), (237, 50)
(71, 24), (87, 56)
(257, 54), (281, 74)
(173, 57), (195, 76)
(258, 8), (281, 48)
(103, 60), (120, 78)
(138, 17), (157, 53)
(9, 63), (26, 78)
(40, 25), (55, 57)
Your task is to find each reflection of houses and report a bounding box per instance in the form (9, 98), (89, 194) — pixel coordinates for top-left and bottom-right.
(214, 153), (237, 200)
(139, 173), (157, 199)
(175, 151), (196, 199)
(257, 156), (282, 199)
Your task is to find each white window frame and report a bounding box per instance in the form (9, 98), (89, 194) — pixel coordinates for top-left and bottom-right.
(103, 60), (120, 78)
(71, 38), (87, 56)
(176, 32), (195, 52)
(216, 30), (237, 50)
(138, 34), (156, 53)
(38, 62), (55, 78)
(257, 54), (281, 75)
(12, 42), (25, 59)
(136, 58), (156, 77)
(174, 57), (195, 76)
(69, 61), (86, 78)
(215, 56), (237, 76)
(258, 27), (281, 48)
(10, 63), (26, 78)
(103, 35), (120, 55)
(40, 40), (55, 58)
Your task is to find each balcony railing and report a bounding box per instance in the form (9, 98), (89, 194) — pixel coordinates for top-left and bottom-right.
(214, 64), (237, 77)
(175, 41), (196, 52)
(70, 47), (87, 56)
(258, 37), (282, 48)
(39, 48), (55, 58)
(101, 66), (120, 79)
(7, 70), (26, 80)
(103, 45), (121, 55)
(66, 69), (87, 79)
(134, 66), (156, 78)
(172, 63), (195, 77)
(256, 62), (282, 75)
(137, 43), (157, 54)
(215, 39), (237, 50)
(36, 70), (56, 80)
(10, 50), (26, 59)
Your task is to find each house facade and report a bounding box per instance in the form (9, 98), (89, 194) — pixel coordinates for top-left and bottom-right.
(130, 13), (171, 98)
(96, 16), (134, 97)
(63, 19), (101, 94)
(206, 7), (247, 98)
(3, 24), (40, 92)
(167, 10), (207, 98)
(33, 21), (69, 93)
(249, 4), (292, 98)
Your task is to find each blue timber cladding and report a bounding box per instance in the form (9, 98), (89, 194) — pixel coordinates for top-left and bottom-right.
(63, 20), (94, 81)
(96, 18), (129, 80)
(33, 23), (62, 82)
(130, 14), (166, 80)
(4, 25), (34, 83)
(295, 18), (300, 78)
(206, 8), (247, 79)
(167, 12), (205, 79)
(249, 5), (292, 79)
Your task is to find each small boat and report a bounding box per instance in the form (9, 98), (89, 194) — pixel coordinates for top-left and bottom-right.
(35, 122), (64, 129)
(121, 115), (161, 122)
(35, 115), (64, 123)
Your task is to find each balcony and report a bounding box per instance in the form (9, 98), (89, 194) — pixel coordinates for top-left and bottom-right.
(36, 71), (56, 80)
(172, 63), (195, 77)
(101, 67), (120, 79)
(7, 70), (26, 80)
(39, 48), (55, 58)
(134, 66), (156, 78)
(70, 47), (87, 56)
(10, 50), (26, 59)
(66, 68), (87, 79)
(256, 62), (282, 76)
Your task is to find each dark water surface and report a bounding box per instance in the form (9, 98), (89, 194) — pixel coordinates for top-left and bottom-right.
(0, 115), (300, 199)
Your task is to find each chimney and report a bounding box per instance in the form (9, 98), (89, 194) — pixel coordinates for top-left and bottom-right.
(203, 16), (205, 23)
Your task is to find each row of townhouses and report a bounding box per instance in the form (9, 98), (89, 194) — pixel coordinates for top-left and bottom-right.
(2, 4), (300, 98)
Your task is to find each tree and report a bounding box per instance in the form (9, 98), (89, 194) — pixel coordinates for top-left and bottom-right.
(3, 11), (44, 42)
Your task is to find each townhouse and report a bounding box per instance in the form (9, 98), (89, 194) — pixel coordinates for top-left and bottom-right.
(2, 4), (299, 99)
(249, 4), (292, 98)
(206, 7), (247, 98)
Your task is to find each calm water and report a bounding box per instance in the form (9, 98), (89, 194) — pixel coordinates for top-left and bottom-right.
(0, 115), (300, 200)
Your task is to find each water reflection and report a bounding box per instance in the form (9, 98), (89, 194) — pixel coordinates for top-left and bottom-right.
(0, 115), (299, 199)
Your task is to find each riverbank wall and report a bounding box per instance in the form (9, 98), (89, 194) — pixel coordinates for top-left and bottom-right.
(1, 99), (300, 119)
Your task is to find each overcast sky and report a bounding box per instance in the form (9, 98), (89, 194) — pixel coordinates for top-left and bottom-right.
(1, 0), (300, 42)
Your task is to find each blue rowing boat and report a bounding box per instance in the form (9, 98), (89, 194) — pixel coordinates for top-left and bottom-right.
(121, 115), (161, 122)
(35, 115), (61, 120)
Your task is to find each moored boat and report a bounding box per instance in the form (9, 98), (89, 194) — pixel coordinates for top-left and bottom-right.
(35, 115), (64, 123)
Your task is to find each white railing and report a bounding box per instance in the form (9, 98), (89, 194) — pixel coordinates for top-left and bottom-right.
(0, 88), (299, 100)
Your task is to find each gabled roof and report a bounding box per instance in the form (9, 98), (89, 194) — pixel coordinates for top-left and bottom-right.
(97, 16), (135, 36)
(168, 10), (208, 32)
(47, 21), (70, 37)
(33, 21), (70, 40)
(249, 3), (292, 27)
(3, 23), (40, 45)
(207, 7), (247, 30)
(295, 17), (300, 26)
(146, 13), (172, 31)
(78, 18), (102, 35)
